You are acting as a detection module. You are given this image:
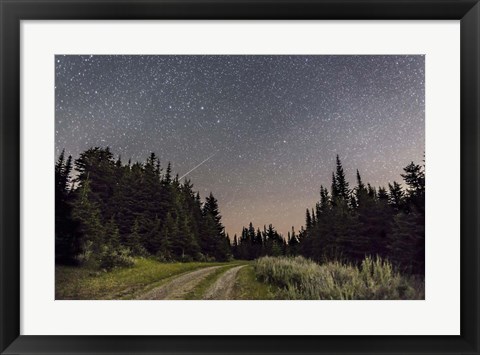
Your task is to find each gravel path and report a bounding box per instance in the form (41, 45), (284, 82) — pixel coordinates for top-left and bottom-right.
(137, 266), (222, 300)
(203, 265), (246, 300)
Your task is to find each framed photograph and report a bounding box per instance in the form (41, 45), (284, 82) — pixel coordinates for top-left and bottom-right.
(1, 0), (479, 354)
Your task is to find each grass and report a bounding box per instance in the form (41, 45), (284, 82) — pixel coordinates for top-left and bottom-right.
(231, 265), (278, 300)
(56, 258), (233, 300)
(254, 256), (425, 300)
(56, 256), (424, 301)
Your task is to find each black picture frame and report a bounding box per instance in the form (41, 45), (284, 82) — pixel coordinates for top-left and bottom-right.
(1, 0), (479, 354)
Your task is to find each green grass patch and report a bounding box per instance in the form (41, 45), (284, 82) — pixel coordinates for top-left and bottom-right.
(55, 258), (233, 300)
(232, 265), (278, 300)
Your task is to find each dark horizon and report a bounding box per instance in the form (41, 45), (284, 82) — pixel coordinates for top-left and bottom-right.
(55, 55), (425, 237)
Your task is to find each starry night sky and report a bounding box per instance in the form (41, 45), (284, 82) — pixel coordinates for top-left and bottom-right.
(55, 55), (425, 237)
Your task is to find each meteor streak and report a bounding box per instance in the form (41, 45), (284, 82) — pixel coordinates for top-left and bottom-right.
(179, 152), (217, 180)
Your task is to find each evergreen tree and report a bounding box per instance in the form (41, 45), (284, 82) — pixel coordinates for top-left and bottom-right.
(388, 181), (404, 211)
(201, 193), (231, 261)
(334, 155), (350, 200)
(401, 162), (425, 211)
(354, 170), (368, 207)
(288, 227), (300, 255)
(125, 219), (144, 255)
(331, 172), (339, 201)
(156, 215), (173, 259)
(377, 187), (388, 201)
(305, 209), (312, 230)
(402, 162), (425, 195)
(74, 147), (116, 218)
(105, 215), (121, 248)
(163, 162), (172, 185)
(388, 211), (424, 274)
(174, 214), (200, 260)
(71, 178), (105, 263)
(55, 150), (78, 264)
(232, 234), (239, 259)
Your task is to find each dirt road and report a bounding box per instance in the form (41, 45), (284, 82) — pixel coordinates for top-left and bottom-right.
(203, 265), (246, 300)
(137, 266), (222, 300)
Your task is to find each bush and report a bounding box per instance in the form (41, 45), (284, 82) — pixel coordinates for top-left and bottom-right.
(99, 245), (136, 270)
(198, 253), (216, 263)
(75, 240), (94, 265)
(131, 244), (149, 258)
(254, 256), (424, 300)
(178, 254), (194, 263)
(155, 251), (176, 263)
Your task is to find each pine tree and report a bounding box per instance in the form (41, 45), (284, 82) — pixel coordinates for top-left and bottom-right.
(377, 187), (388, 201)
(331, 172), (339, 200)
(232, 234), (239, 259)
(319, 186), (330, 212)
(356, 169), (365, 191)
(71, 178), (105, 263)
(401, 162), (425, 212)
(125, 219), (143, 255)
(74, 147), (116, 219)
(105, 215), (121, 248)
(367, 183), (376, 199)
(288, 226), (300, 255)
(173, 214), (200, 260)
(247, 222), (257, 259)
(150, 215), (172, 260)
(163, 162), (172, 185)
(334, 155), (350, 200)
(355, 170), (368, 208)
(388, 181), (404, 211)
(401, 162), (425, 195)
(55, 150), (78, 264)
(305, 209), (312, 230)
(201, 193), (231, 261)
(388, 211), (424, 274)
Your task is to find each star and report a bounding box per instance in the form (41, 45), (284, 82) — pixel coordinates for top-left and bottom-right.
(55, 54), (425, 237)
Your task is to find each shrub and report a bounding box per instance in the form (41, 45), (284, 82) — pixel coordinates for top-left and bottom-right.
(99, 245), (136, 270)
(155, 251), (176, 263)
(254, 256), (424, 300)
(198, 253), (216, 263)
(179, 254), (194, 263)
(75, 240), (94, 265)
(131, 244), (149, 258)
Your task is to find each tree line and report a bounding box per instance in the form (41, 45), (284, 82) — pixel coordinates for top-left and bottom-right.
(56, 147), (424, 276)
(232, 223), (300, 260)
(55, 147), (232, 268)
(234, 155), (425, 275)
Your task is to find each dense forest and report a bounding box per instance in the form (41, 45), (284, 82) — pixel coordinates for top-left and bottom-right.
(56, 147), (424, 275)
(55, 147), (232, 268)
(233, 155), (425, 275)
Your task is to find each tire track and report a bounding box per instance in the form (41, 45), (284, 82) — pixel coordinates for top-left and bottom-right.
(203, 265), (246, 300)
(137, 266), (222, 300)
